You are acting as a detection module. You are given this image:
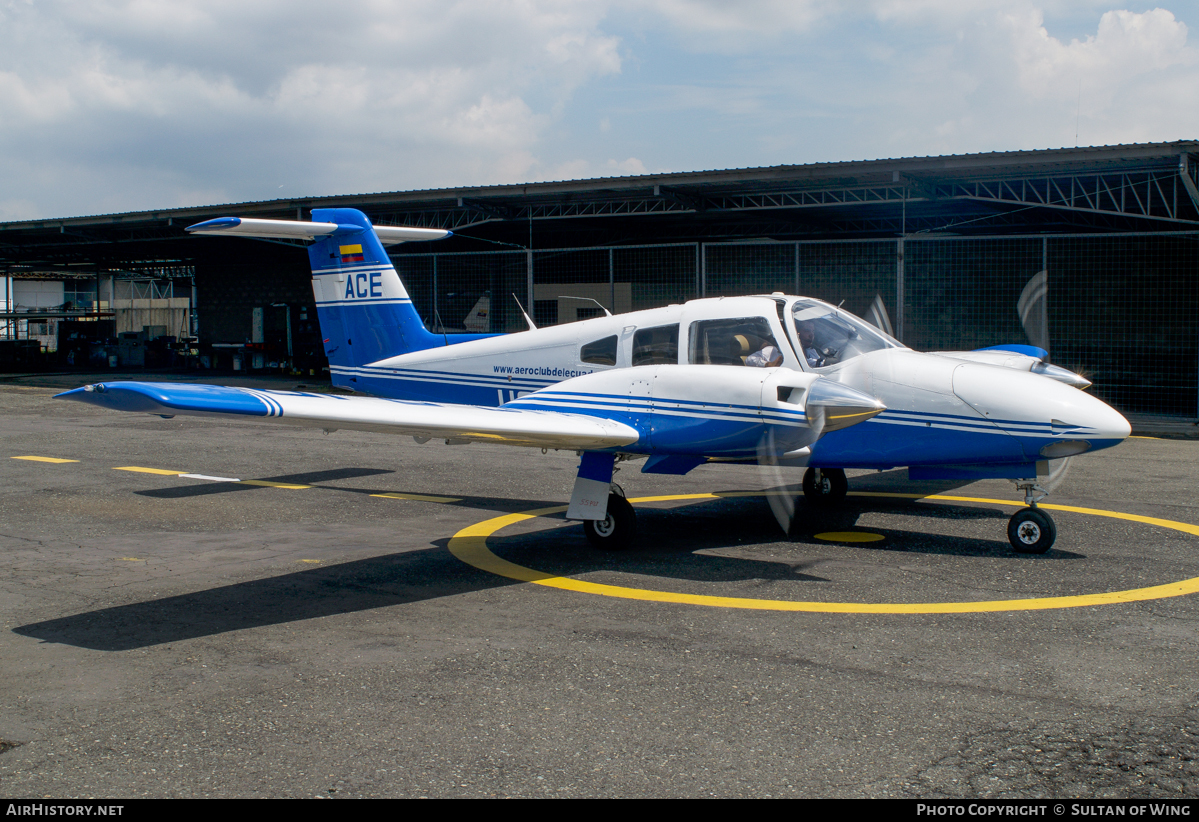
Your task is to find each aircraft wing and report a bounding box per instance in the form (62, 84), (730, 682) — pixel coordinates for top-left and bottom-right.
(55, 382), (640, 450)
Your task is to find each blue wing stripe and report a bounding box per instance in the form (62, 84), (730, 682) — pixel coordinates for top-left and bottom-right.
(55, 383), (274, 417)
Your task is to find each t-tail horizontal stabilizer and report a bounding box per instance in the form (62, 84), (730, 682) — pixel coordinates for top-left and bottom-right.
(186, 216), (452, 246)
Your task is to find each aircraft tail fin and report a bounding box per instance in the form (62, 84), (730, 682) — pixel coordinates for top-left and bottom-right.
(304, 208), (446, 373)
(188, 208), (494, 388)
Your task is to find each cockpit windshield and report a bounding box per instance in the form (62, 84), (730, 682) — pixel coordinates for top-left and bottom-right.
(790, 299), (903, 369)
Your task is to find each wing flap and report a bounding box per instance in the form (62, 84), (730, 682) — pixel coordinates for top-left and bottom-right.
(56, 382), (640, 450)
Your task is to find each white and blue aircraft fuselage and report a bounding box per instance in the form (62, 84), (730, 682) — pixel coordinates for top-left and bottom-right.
(59, 208), (1130, 554)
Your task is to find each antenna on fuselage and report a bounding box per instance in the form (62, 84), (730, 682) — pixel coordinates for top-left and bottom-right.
(558, 296), (613, 318)
(511, 294), (538, 331)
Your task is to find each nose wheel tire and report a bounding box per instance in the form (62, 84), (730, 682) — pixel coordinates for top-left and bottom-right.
(802, 467), (848, 505)
(1007, 507), (1056, 554)
(583, 493), (637, 551)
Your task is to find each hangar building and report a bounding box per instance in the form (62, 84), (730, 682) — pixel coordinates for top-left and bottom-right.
(1, 140), (1197, 423)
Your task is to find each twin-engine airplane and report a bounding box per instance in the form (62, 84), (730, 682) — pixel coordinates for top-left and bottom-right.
(58, 208), (1130, 554)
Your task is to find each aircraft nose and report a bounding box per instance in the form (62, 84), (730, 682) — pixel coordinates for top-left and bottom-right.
(952, 362), (1130, 456)
(1073, 391), (1131, 442)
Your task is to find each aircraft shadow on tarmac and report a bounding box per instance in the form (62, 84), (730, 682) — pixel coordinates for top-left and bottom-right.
(134, 466), (399, 499)
(15, 476), (1081, 652)
(486, 492), (1082, 583)
(133, 466), (591, 516)
(14, 540), (522, 652)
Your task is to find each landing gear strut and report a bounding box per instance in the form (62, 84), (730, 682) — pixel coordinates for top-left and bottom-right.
(1007, 480), (1056, 554)
(803, 467), (848, 505)
(583, 489), (637, 551)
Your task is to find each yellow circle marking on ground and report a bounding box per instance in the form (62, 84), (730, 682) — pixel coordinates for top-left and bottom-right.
(446, 492), (1199, 614)
(814, 531), (886, 543)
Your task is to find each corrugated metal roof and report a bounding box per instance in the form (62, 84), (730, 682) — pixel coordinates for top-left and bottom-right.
(3, 140), (1196, 230)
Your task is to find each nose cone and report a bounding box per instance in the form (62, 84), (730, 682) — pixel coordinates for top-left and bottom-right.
(1031, 361), (1092, 389)
(1075, 393), (1131, 443)
(952, 363), (1130, 456)
(806, 378), (886, 434)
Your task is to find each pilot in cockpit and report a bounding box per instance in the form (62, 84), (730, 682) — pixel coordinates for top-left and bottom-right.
(796, 320), (823, 368)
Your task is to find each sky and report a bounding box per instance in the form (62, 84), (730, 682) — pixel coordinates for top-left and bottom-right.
(1, 0), (1196, 221)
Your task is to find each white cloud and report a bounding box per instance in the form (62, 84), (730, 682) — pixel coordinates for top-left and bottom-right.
(1, 1), (1196, 220)
(0, 0), (625, 217)
(1008, 8), (1191, 98)
(639, 0), (831, 35)
(797, 4), (1199, 156)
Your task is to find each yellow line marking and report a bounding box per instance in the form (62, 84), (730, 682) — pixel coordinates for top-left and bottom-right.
(371, 492), (462, 503)
(12, 456), (79, 463)
(447, 493), (1199, 614)
(113, 466), (185, 475)
(111, 466), (307, 489)
(117, 557), (144, 562)
(1129, 436), (1159, 439)
(298, 559), (321, 564)
(815, 531), (885, 543)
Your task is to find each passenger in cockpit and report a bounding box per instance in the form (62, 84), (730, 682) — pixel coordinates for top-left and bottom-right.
(746, 344), (783, 367)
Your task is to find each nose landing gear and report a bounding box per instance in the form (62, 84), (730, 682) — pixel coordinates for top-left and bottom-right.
(1008, 481), (1056, 554)
(802, 467), (848, 505)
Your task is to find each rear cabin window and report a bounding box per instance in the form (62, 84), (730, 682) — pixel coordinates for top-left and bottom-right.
(688, 317), (781, 366)
(631, 324), (679, 366)
(580, 335), (618, 366)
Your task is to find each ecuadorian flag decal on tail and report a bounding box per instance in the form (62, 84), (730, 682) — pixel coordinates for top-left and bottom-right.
(339, 244), (364, 263)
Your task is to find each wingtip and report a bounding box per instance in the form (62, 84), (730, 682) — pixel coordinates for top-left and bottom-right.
(54, 385), (96, 400)
(185, 217), (242, 233)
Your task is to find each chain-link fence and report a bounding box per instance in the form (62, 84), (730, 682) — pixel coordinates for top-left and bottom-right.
(394, 244), (699, 334)
(393, 231), (1199, 419)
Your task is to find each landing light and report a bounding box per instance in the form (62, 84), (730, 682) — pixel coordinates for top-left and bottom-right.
(1039, 440), (1091, 458)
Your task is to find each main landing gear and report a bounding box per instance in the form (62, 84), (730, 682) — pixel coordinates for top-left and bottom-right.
(1007, 480), (1056, 554)
(583, 487), (637, 551)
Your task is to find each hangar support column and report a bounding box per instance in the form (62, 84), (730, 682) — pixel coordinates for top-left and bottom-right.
(895, 237), (904, 342)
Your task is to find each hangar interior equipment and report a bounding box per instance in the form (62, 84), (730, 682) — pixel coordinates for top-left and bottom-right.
(1, 141), (1196, 421)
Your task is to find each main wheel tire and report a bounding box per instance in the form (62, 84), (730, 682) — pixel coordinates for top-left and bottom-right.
(1007, 507), (1056, 554)
(583, 493), (637, 551)
(802, 467), (848, 505)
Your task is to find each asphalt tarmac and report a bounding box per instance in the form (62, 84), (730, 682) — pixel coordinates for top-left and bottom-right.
(2, 375), (1199, 798)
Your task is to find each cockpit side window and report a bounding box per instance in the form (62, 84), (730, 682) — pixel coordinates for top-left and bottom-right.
(688, 317), (782, 366)
(791, 299), (901, 368)
(631, 324), (679, 366)
(580, 335), (618, 366)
